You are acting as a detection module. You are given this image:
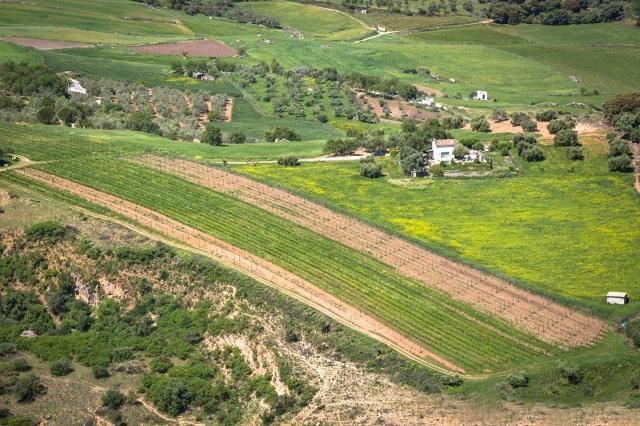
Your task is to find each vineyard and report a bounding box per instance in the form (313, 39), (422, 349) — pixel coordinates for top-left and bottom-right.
(2, 159), (560, 374)
(133, 155), (605, 348)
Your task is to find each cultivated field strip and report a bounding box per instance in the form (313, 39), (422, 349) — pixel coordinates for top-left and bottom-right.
(14, 168), (462, 373)
(12, 161), (552, 373)
(134, 155), (606, 348)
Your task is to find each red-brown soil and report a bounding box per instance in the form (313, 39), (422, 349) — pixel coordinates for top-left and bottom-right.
(134, 155), (606, 349)
(131, 39), (236, 57)
(355, 92), (438, 122)
(414, 84), (444, 97)
(0, 36), (90, 49)
(16, 168), (461, 374)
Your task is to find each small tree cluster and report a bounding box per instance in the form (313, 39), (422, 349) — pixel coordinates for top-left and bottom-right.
(554, 129), (579, 146)
(360, 162), (383, 178)
(324, 138), (358, 156)
(470, 116), (490, 132)
(513, 134), (545, 162)
(277, 155), (300, 166)
(607, 139), (634, 172)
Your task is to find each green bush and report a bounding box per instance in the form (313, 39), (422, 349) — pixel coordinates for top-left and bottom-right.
(559, 362), (581, 384)
(548, 118), (575, 134)
(14, 374), (44, 403)
(324, 138), (358, 156)
(264, 127), (301, 142)
(608, 155), (633, 172)
(11, 358), (32, 372)
(92, 364), (110, 379)
(566, 146), (584, 160)
(522, 146), (545, 162)
(554, 129), (579, 146)
(360, 163), (383, 178)
(535, 110), (558, 122)
(25, 221), (67, 243)
(202, 125), (222, 146)
(470, 116), (491, 132)
(0, 342), (17, 357)
(102, 389), (125, 410)
(150, 356), (173, 374)
(37, 106), (57, 125)
(626, 317), (640, 347)
(50, 358), (73, 376)
(507, 373), (529, 388)
(316, 113), (328, 123)
(277, 155), (300, 166)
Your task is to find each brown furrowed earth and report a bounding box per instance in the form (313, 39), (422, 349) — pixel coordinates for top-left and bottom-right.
(133, 154), (606, 349)
(0, 36), (90, 49)
(14, 168), (462, 374)
(130, 38), (236, 57)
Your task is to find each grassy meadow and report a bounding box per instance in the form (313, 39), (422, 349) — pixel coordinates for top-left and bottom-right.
(235, 136), (640, 317)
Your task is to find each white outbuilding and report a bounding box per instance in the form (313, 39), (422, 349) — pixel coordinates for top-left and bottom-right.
(473, 90), (488, 101)
(606, 291), (629, 305)
(67, 78), (87, 95)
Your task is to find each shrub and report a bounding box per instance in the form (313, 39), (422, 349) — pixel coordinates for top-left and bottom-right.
(277, 155), (300, 166)
(264, 127), (301, 142)
(14, 374), (44, 403)
(25, 221), (67, 243)
(360, 163), (383, 178)
(0, 342), (17, 357)
(146, 378), (191, 416)
(521, 119), (538, 132)
(608, 140), (632, 157)
(226, 131), (247, 144)
(441, 375), (463, 387)
(608, 155), (633, 172)
(102, 389), (125, 410)
(11, 358), (32, 372)
(429, 164), (445, 177)
(535, 110), (558, 122)
(316, 113), (328, 123)
(522, 146), (545, 162)
(453, 145), (469, 159)
(470, 116), (490, 132)
(510, 112), (529, 126)
(50, 358), (73, 376)
(548, 118), (575, 134)
(150, 356), (173, 374)
(492, 109), (508, 122)
(324, 138), (358, 156)
(566, 146), (584, 160)
(507, 373), (529, 388)
(36, 106), (57, 124)
(201, 125), (222, 146)
(125, 110), (160, 135)
(559, 363), (581, 384)
(92, 364), (110, 379)
(554, 129), (579, 146)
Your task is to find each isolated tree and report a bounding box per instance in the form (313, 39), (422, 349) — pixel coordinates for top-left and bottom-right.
(360, 162), (383, 178)
(453, 145), (469, 159)
(37, 106), (57, 125)
(554, 129), (579, 146)
(470, 116), (491, 132)
(102, 389), (125, 410)
(324, 138), (358, 156)
(202, 125), (222, 145)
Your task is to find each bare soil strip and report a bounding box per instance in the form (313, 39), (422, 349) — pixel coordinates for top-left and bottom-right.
(15, 168), (462, 374)
(130, 39), (236, 57)
(134, 155), (606, 349)
(0, 36), (90, 49)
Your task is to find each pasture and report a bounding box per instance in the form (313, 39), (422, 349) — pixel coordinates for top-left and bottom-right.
(235, 136), (640, 316)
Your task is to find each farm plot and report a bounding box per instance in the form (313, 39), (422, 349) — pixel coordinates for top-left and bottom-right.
(354, 91), (438, 122)
(8, 159), (557, 373)
(0, 36), (90, 50)
(134, 154), (605, 348)
(11, 168), (459, 373)
(130, 39), (237, 57)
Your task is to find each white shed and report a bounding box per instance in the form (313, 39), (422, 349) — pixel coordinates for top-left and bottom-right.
(67, 78), (87, 95)
(473, 90), (488, 101)
(606, 291), (629, 305)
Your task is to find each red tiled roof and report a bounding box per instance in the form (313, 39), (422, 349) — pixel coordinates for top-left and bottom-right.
(434, 139), (457, 147)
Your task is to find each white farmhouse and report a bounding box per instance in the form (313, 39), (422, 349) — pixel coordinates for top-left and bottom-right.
(417, 97), (434, 106)
(606, 291), (629, 305)
(430, 138), (456, 164)
(473, 90), (488, 101)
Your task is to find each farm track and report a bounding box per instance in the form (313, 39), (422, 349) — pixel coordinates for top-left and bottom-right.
(133, 155), (606, 349)
(13, 168), (464, 375)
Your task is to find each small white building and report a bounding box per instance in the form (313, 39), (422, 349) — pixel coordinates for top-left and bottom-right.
(417, 97), (435, 106)
(474, 90), (488, 101)
(376, 26), (386, 32)
(430, 138), (456, 164)
(67, 78), (86, 95)
(606, 291), (629, 305)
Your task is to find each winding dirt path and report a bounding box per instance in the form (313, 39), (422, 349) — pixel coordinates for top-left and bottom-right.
(14, 168), (463, 374)
(133, 155), (606, 349)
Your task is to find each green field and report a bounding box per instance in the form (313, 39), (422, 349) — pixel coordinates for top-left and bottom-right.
(241, 1), (369, 40)
(235, 138), (640, 317)
(2, 159), (554, 374)
(0, 122), (326, 162)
